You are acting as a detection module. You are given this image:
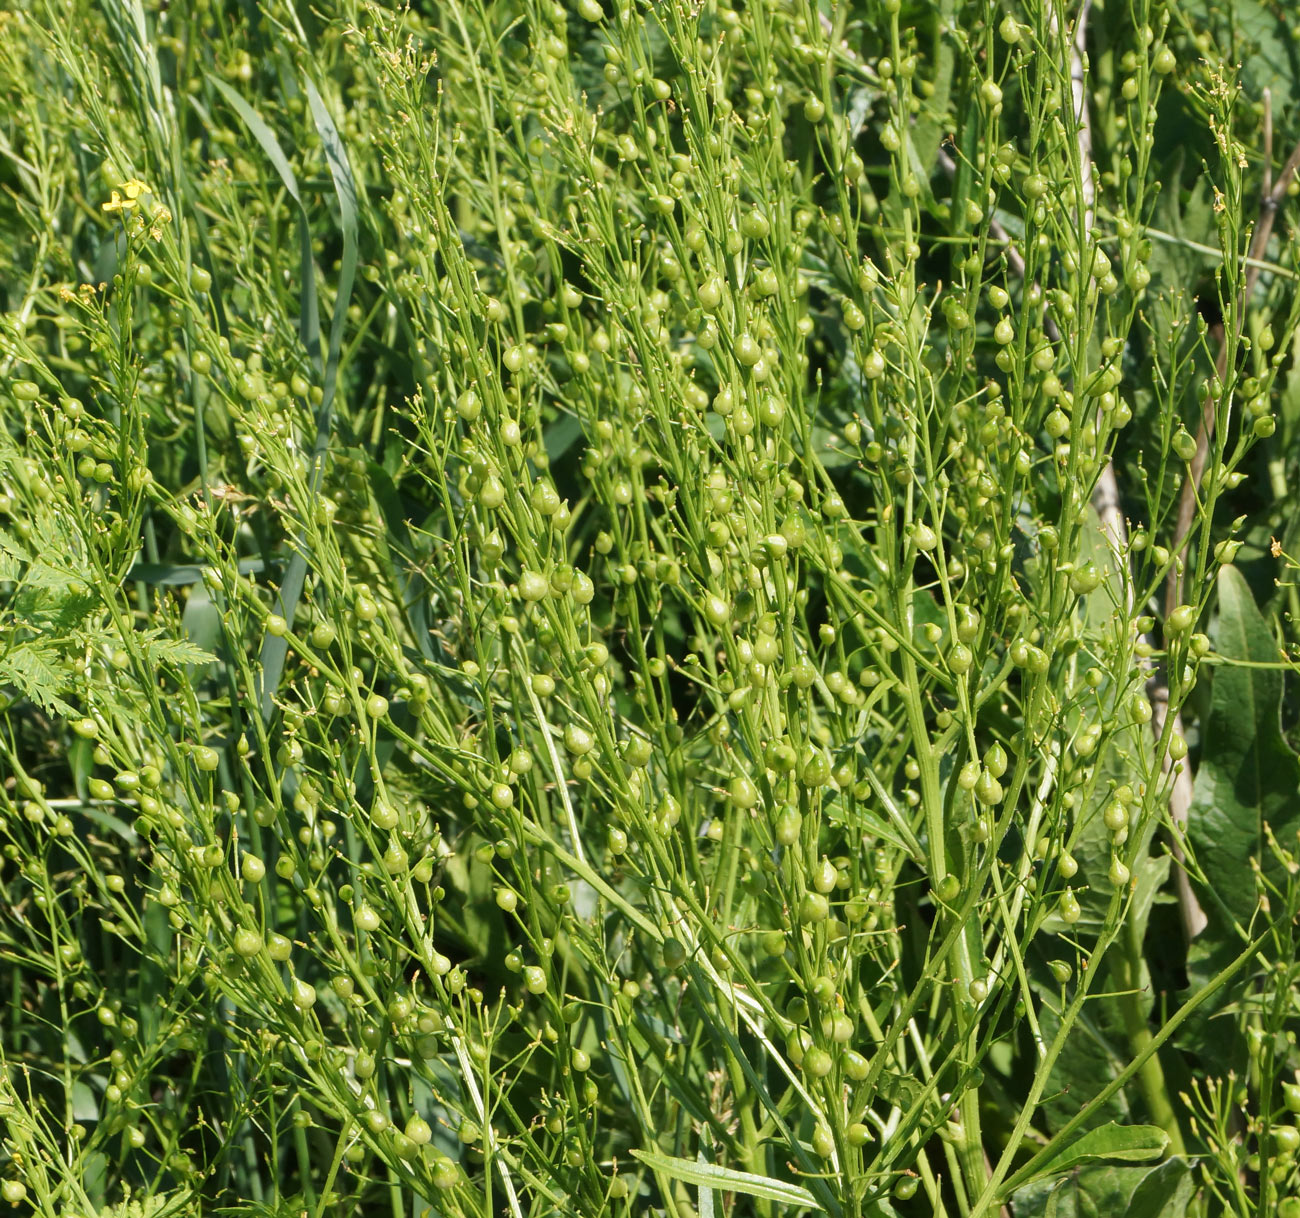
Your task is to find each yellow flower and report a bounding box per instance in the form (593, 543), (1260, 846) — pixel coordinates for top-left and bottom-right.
(148, 203), (172, 241)
(102, 178), (154, 214)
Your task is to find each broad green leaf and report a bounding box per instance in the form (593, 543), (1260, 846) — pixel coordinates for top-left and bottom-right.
(629, 1149), (822, 1210)
(1179, 0), (1294, 115)
(1029, 1122), (1168, 1180)
(1188, 565), (1300, 931)
(1033, 999), (1132, 1134)
(73, 1079), (99, 1121)
(809, 424), (859, 469)
(1144, 149), (1218, 292)
(544, 413), (584, 464)
(1009, 1157), (1192, 1218)
(1028, 508), (1173, 1133)
(78, 806), (139, 845)
(908, 0), (954, 196)
(365, 460), (436, 663)
(179, 584), (223, 674)
(1126, 1157), (1195, 1218)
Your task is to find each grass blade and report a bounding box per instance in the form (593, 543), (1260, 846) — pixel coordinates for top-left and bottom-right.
(256, 74), (358, 723)
(629, 1149), (822, 1211)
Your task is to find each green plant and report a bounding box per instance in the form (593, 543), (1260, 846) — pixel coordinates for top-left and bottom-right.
(2, 0), (1300, 1216)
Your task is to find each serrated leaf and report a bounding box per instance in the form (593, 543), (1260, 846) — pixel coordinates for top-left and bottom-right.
(0, 641), (75, 715)
(94, 1191), (196, 1218)
(874, 1069), (924, 1111)
(138, 631), (215, 669)
(629, 1149), (822, 1210)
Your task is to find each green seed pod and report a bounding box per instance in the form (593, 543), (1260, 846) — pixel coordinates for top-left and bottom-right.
(974, 769), (1003, 807)
(662, 938), (687, 969)
(803, 1047), (832, 1078)
(811, 856), (838, 894)
(842, 1049), (870, 1081)
(798, 893), (829, 924)
(774, 806), (802, 847)
(233, 929), (263, 958)
(1166, 604), (1197, 635)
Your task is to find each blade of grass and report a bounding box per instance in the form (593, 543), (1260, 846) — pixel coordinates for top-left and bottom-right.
(256, 74), (357, 724)
(629, 1149), (822, 1211)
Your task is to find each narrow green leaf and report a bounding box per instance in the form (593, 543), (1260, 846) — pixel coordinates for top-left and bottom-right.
(629, 1149), (821, 1210)
(303, 76), (359, 415)
(126, 558), (267, 586)
(257, 76), (359, 724)
(697, 1131), (716, 1218)
(221, 66), (328, 368)
(853, 767), (926, 864)
(206, 77), (301, 203)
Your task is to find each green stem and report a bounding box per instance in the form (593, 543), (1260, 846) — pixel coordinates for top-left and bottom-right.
(1112, 914), (1187, 1155)
(976, 922), (1275, 1214)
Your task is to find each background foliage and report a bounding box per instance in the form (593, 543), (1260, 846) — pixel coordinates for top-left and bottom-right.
(1, 0), (1300, 1216)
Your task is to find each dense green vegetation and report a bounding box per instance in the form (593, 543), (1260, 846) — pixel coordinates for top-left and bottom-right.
(2, 0), (1300, 1215)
